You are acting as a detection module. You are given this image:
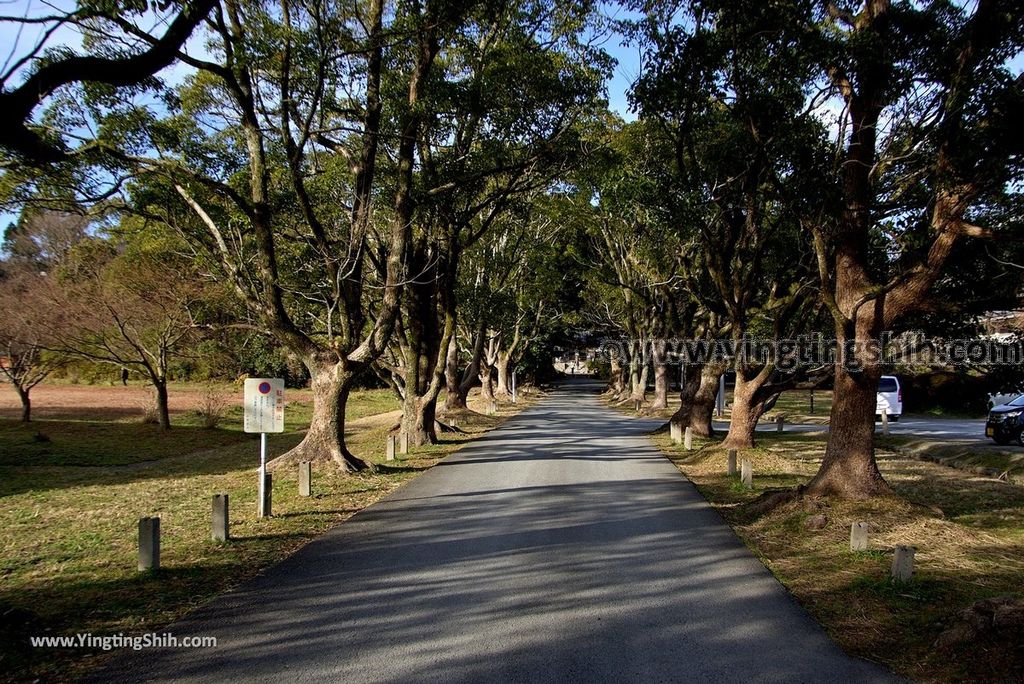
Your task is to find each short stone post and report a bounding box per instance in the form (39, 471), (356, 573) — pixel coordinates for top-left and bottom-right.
(298, 461), (312, 497)
(138, 517), (160, 571)
(211, 495), (229, 542)
(881, 411), (890, 436)
(634, 399), (641, 412)
(891, 545), (915, 582)
(399, 432), (409, 455)
(740, 459), (753, 488)
(850, 521), (869, 551)
(450, 416), (458, 429)
(489, 400), (497, 415)
(727, 449), (738, 476)
(670, 422), (681, 444)
(684, 427), (693, 450)
(258, 472), (272, 518)
(809, 390), (814, 415)
(776, 416), (784, 433)
(386, 435), (396, 461)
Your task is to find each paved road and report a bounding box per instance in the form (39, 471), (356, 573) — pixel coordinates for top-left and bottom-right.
(727, 414), (1011, 449)
(97, 380), (896, 683)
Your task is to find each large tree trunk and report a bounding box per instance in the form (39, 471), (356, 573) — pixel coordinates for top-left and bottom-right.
(443, 338), (464, 411)
(478, 363), (495, 403)
(16, 385), (30, 422)
(630, 358), (649, 403)
(806, 361), (891, 498)
(689, 363), (723, 437)
(669, 364), (701, 433)
(402, 392), (439, 447)
(270, 360), (368, 472)
(609, 351), (626, 398)
(650, 339), (668, 409)
(495, 353), (512, 400)
(721, 373), (766, 449)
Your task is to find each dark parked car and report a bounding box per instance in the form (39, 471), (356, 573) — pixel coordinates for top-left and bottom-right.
(986, 395), (1024, 445)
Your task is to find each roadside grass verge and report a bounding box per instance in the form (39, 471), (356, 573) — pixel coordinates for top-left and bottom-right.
(0, 388), (537, 683)
(652, 430), (1024, 683)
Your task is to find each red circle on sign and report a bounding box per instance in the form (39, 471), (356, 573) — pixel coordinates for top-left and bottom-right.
(258, 382), (272, 394)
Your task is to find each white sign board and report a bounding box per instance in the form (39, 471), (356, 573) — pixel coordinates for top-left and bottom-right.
(243, 378), (285, 433)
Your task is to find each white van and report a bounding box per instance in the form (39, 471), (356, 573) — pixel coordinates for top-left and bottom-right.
(876, 375), (902, 421)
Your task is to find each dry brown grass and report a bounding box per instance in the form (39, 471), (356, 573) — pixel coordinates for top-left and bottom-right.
(652, 430), (1024, 683)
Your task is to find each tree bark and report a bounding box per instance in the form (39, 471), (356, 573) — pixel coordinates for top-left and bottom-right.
(669, 364), (701, 433)
(495, 353), (511, 400)
(154, 378), (171, 430)
(478, 363), (495, 403)
(16, 385), (31, 422)
(805, 359), (892, 498)
(650, 340), (669, 409)
(443, 337), (464, 411)
(689, 363), (723, 437)
(270, 360), (367, 472)
(721, 374), (766, 449)
(609, 350), (626, 398)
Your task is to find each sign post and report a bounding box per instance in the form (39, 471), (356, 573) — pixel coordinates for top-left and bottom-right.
(243, 378), (285, 518)
(512, 369), (517, 404)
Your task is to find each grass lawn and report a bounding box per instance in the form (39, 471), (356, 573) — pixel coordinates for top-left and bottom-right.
(651, 429), (1024, 683)
(0, 384), (534, 683)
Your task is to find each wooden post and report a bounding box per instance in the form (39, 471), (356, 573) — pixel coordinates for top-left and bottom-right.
(727, 449), (737, 476)
(891, 545), (915, 582)
(298, 461), (311, 497)
(212, 495), (229, 542)
(138, 517), (160, 571)
(741, 460), (753, 488)
(258, 472), (272, 518)
(684, 427), (693, 450)
(809, 390), (814, 415)
(386, 435), (396, 461)
(850, 522), (869, 551)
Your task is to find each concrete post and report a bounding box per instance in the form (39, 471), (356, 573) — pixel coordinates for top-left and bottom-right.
(776, 416), (784, 433)
(450, 416), (458, 429)
(891, 545), (915, 582)
(212, 495), (229, 542)
(634, 399), (641, 413)
(258, 472), (272, 518)
(881, 411), (889, 435)
(684, 427), (693, 450)
(489, 400), (497, 415)
(386, 435), (396, 461)
(670, 422), (681, 444)
(741, 459), (753, 488)
(298, 461), (311, 497)
(727, 449), (737, 476)
(138, 517), (160, 571)
(850, 521), (869, 551)
(399, 432), (409, 455)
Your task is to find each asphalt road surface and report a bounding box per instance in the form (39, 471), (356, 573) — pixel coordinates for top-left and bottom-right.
(96, 379), (897, 683)
(728, 414), (1008, 449)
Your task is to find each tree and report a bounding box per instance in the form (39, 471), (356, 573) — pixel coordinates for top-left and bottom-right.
(0, 0), (216, 163)
(629, 0), (830, 448)
(0, 273), (64, 421)
(377, 0), (607, 445)
(804, 0), (1024, 497)
(32, 239), (205, 429)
